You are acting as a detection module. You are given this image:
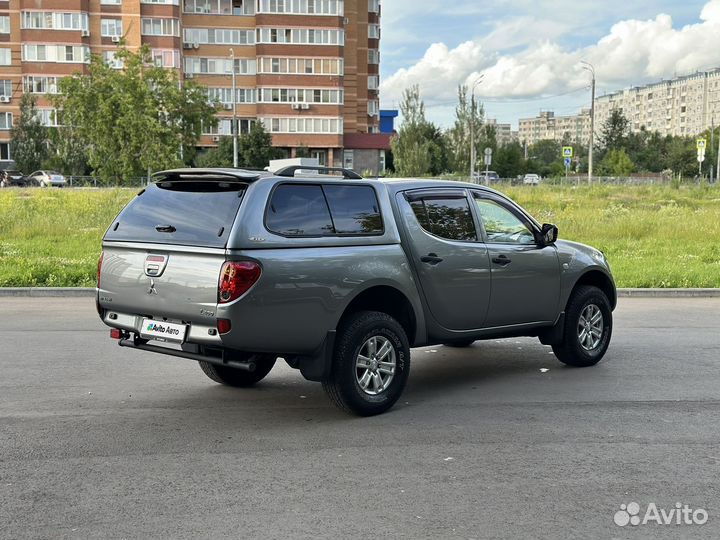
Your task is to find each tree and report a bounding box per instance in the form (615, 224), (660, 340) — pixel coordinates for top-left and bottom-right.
(600, 109), (630, 151)
(10, 94), (49, 173)
(599, 148), (634, 176)
(445, 85), (484, 174)
(55, 45), (216, 183)
(391, 85), (447, 177)
(494, 141), (526, 178)
(238, 122), (280, 168)
(195, 137), (234, 168)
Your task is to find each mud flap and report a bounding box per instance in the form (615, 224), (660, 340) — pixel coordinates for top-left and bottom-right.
(538, 312), (565, 345)
(298, 331), (336, 382)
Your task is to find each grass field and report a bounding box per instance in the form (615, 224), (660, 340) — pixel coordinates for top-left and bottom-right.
(1, 183), (719, 288)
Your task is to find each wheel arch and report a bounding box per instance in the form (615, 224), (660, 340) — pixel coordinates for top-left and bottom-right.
(570, 269), (617, 310)
(337, 284), (420, 346)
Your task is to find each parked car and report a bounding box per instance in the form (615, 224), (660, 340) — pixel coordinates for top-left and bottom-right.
(98, 167), (616, 416)
(0, 169), (27, 188)
(473, 170), (500, 183)
(27, 170), (66, 188)
(523, 173), (541, 185)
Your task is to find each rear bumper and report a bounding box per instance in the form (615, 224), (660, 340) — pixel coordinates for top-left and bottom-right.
(102, 310), (223, 346)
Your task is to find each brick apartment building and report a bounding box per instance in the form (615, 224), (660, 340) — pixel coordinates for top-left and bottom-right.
(0, 0), (381, 169)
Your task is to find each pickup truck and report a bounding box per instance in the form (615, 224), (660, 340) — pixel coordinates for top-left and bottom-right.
(98, 167), (616, 416)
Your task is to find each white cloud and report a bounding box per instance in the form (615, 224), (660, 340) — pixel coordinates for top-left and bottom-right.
(381, 0), (720, 118)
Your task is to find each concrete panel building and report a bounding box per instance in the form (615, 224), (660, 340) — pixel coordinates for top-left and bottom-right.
(0, 0), (381, 167)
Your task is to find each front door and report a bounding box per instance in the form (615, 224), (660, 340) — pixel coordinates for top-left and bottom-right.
(398, 189), (492, 331)
(471, 192), (561, 327)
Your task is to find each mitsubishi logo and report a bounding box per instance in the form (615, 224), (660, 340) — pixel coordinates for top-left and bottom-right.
(147, 278), (158, 295)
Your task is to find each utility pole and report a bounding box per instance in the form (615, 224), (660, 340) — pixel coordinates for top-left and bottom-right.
(711, 118), (715, 184)
(581, 61), (596, 185)
(470, 76), (483, 181)
(229, 48), (238, 168)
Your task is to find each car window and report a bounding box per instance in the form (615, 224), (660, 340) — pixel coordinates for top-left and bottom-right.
(266, 184), (334, 236)
(473, 196), (535, 245)
(409, 197), (477, 242)
(322, 185), (383, 235)
(266, 184), (384, 236)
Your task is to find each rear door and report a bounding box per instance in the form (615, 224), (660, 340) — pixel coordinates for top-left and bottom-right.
(471, 191), (560, 327)
(398, 189), (491, 331)
(99, 179), (246, 322)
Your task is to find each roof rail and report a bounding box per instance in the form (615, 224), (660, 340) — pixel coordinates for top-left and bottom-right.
(273, 166), (363, 180)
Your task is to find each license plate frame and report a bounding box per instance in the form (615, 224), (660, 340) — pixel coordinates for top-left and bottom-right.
(140, 318), (187, 343)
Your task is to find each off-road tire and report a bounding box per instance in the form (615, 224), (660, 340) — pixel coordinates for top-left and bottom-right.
(322, 310), (410, 416)
(199, 353), (277, 387)
(552, 285), (612, 367)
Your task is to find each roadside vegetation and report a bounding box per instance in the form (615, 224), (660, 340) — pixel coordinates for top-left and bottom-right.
(1, 184), (718, 288)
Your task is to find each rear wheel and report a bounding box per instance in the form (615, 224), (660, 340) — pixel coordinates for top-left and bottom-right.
(322, 311), (410, 416)
(552, 285), (612, 367)
(199, 353), (277, 387)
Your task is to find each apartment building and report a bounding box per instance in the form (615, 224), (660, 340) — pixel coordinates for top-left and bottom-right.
(485, 118), (517, 146)
(595, 68), (720, 138)
(518, 109), (591, 147)
(0, 0), (381, 167)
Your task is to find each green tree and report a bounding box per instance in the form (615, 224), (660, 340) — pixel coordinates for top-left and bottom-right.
(239, 122), (280, 168)
(445, 85), (484, 174)
(527, 139), (563, 177)
(55, 45), (216, 183)
(195, 137), (234, 168)
(493, 142), (526, 178)
(391, 85), (447, 177)
(10, 94), (49, 173)
(600, 109), (630, 151)
(599, 148), (635, 176)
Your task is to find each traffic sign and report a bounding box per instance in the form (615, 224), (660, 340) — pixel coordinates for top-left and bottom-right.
(484, 147), (492, 166)
(484, 147), (492, 157)
(697, 139), (707, 150)
(698, 149), (706, 163)
(562, 146), (573, 158)
(564, 157), (572, 168)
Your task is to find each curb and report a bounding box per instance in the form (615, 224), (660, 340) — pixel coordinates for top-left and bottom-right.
(1, 287), (719, 298)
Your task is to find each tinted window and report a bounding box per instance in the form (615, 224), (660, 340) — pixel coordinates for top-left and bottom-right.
(474, 196), (535, 245)
(266, 184), (334, 236)
(323, 185), (383, 234)
(410, 197), (477, 241)
(104, 181), (245, 248)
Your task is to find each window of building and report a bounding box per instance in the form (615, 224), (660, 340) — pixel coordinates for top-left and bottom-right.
(101, 0), (123, 5)
(35, 108), (62, 127)
(24, 76), (61, 94)
(409, 196), (477, 242)
(257, 88), (343, 104)
(104, 51), (124, 69)
(22, 45), (90, 64)
(151, 49), (181, 68)
(101, 18), (123, 37)
(0, 112), (12, 130)
(183, 0), (254, 15)
(0, 16), (10, 34)
(202, 117), (254, 135)
(141, 18), (180, 36)
(368, 0), (380, 13)
(367, 100), (379, 116)
(185, 57), (256, 75)
(257, 27), (344, 45)
(184, 28), (254, 45)
(207, 87), (256, 104)
(257, 0), (344, 15)
(258, 57), (343, 75)
(0, 80), (11, 98)
(142, 0), (180, 4)
(368, 23), (380, 39)
(368, 49), (380, 64)
(0, 142), (10, 160)
(260, 116), (343, 134)
(343, 149), (353, 170)
(368, 75), (379, 90)
(21, 12), (89, 31)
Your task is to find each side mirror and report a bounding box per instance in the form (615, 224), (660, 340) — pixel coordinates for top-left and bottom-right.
(539, 223), (558, 246)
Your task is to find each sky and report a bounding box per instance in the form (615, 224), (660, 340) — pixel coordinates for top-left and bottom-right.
(379, 0), (720, 129)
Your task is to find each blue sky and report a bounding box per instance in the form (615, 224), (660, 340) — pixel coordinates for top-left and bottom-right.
(379, 1), (720, 129)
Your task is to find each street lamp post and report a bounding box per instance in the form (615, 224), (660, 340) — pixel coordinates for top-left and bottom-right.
(229, 48), (238, 168)
(581, 61), (595, 184)
(470, 76), (483, 181)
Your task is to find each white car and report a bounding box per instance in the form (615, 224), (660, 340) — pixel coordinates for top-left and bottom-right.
(28, 170), (66, 188)
(523, 173), (541, 185)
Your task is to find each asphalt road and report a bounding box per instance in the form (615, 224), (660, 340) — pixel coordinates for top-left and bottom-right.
(1, 297), (719, 540)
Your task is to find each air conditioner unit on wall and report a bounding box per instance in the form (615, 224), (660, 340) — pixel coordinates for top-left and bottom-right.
(111, 36), (120, 43)
(81, 30), (90, 37)
(300, 103), (310, 110)
(290, 103), (301, 110)
(183, 42), (194, 50)
(0, 96), (9, 103)
(212, 136), (221, 142)
(193, 43), (200, 49)
(223, 103), (233, 110)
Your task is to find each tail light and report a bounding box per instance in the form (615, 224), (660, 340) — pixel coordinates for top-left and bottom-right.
(218, 261), (261, 304)
(217, 319), (232, 334)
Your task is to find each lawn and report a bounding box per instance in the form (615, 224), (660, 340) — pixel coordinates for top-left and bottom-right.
(0, 183), (719, 288)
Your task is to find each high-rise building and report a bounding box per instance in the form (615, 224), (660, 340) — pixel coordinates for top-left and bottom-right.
(485, 118), (517, 146)
(518, 109), (591, 147)
(594, 68), (720, 138)
(0, 0), (381, 168)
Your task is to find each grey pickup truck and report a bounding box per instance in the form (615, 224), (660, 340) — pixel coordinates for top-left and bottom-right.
(98, 167), (616, 416)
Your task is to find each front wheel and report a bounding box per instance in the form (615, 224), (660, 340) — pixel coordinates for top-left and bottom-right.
(552, 285), (612, 367)
(199, 352), (277, 387)
(322, 311), (410, 416)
